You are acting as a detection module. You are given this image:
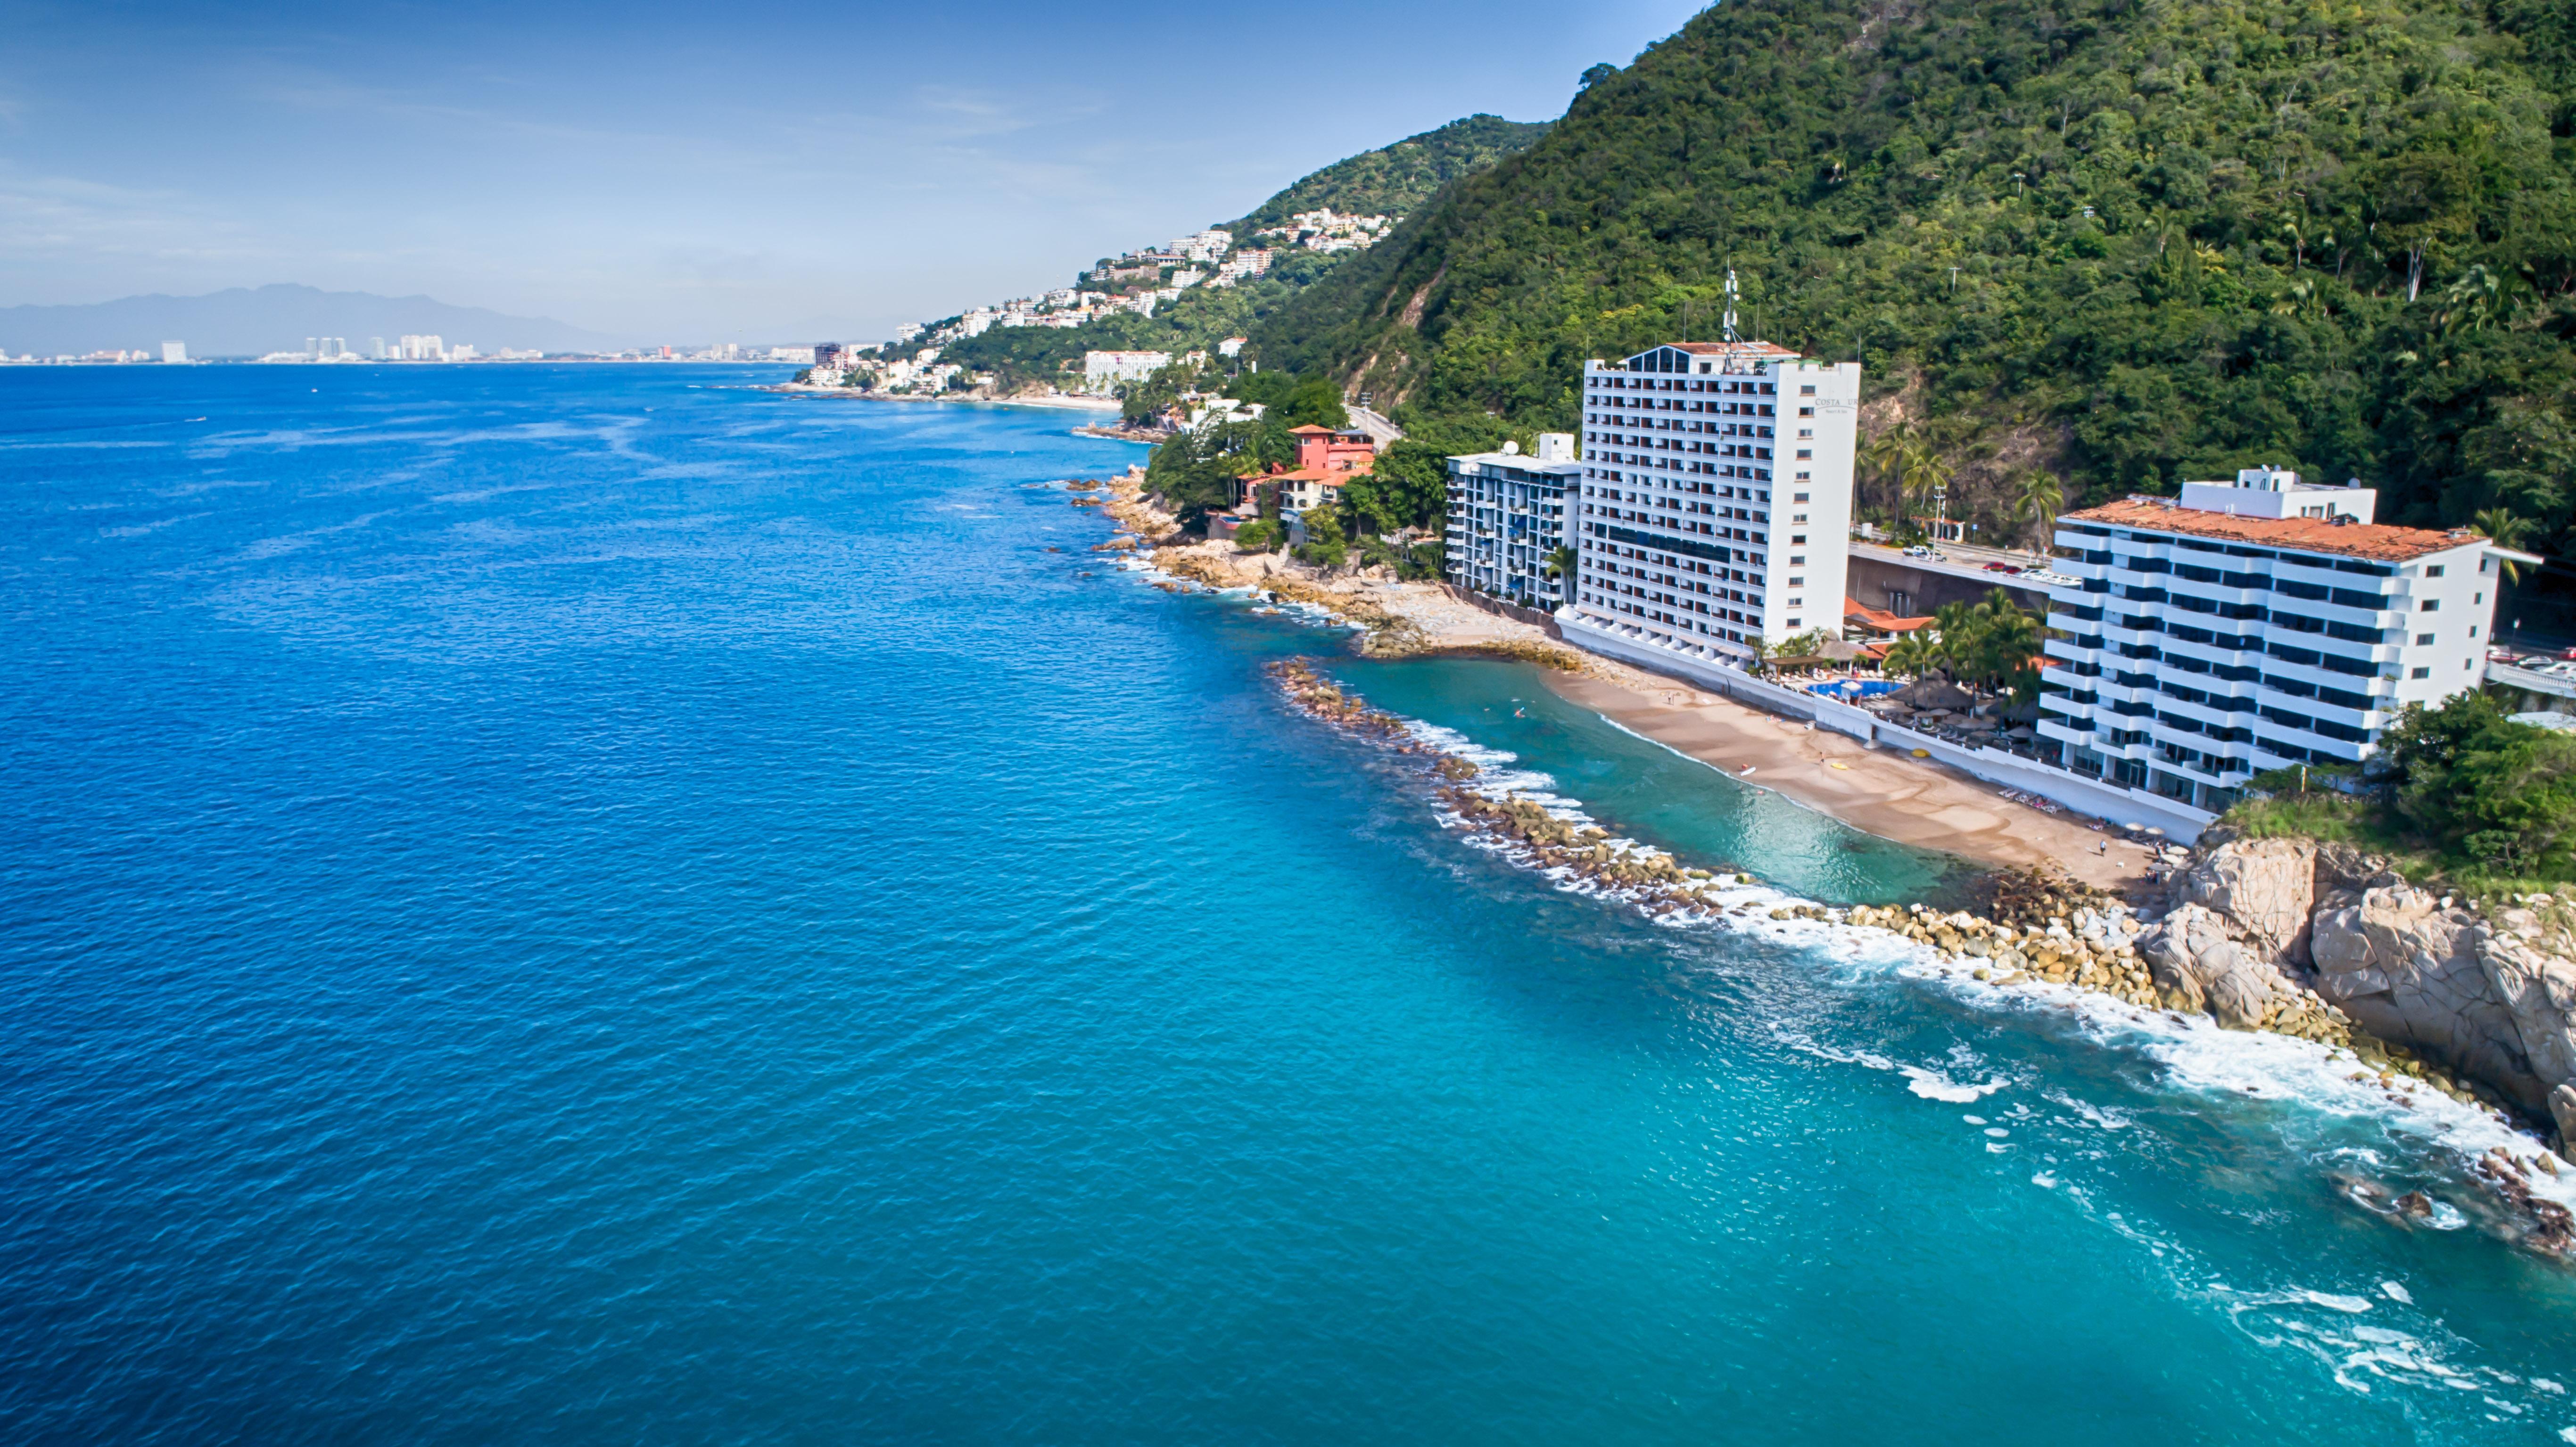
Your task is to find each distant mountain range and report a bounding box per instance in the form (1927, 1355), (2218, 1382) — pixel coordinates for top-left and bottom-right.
(0, 284), (623, 358)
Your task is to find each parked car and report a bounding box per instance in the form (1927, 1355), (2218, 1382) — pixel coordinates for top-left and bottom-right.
(1903, 544), (1935, 558)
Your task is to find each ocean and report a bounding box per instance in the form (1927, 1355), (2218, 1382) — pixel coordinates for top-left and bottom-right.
(1, 363), (2570, 1444)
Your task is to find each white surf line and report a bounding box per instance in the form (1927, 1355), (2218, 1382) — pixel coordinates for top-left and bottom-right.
(1386, 702), (2576, 1235)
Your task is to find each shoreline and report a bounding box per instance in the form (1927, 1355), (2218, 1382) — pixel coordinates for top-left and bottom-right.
(1090, 468), (2155, 890)
(765, 384), (1126, 415)
(1081, 468), (2576, 1251)
(1540, 670), (2159, 894)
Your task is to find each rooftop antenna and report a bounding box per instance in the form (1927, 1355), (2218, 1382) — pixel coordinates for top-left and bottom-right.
(1722, 268), (1741, 345)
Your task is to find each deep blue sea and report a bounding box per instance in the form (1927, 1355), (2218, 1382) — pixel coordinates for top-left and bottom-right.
(3, 364), (2572, 1444)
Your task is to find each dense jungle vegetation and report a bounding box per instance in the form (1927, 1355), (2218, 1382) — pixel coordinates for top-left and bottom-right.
(1255, 0), (2576, 574)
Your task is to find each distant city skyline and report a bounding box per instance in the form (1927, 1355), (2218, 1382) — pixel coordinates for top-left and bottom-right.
(0, 0), (1710, 342)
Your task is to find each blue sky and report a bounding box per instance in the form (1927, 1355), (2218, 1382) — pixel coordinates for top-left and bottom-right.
(0, 0), (1711, 341)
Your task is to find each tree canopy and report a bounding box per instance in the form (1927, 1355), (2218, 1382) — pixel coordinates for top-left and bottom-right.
(1255, 0), (2576, 565)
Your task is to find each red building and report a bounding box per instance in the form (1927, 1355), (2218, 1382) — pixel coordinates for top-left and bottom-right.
(1267, 424), (1377, 515)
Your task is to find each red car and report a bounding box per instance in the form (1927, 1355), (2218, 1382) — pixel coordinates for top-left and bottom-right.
(1982, 561), (2017, 572)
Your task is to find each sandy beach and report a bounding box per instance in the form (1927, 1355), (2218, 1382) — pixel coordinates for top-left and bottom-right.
(1092, 469), (2158, 891)
(1539, 672), (2156, 892)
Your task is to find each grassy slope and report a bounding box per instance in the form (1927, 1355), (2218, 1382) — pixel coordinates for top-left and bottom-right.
(1257, 0), (2576, 551)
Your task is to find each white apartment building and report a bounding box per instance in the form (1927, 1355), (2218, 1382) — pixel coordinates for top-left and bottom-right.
(398, 334), (445, 361)
(1444, 435), (1579, 606)
(1082, 350), (1172, 390)
(161, 341), (186, 364)
(2038, 469), (2528, 819)
(1559, 339), (1861, 674)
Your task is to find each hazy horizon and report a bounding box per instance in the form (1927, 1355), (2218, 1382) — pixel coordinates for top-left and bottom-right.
(1, 0), (1710, 342)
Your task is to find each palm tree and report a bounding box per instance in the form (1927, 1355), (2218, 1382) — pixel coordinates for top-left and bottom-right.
(1864, 421), (1915, 526)
(1542, 544), (1578, 601)
(1881, 628), (1945, 679)
(2015, 471), (2064, 558)
(2472, 507), (2536, 585)
(1899, 445), (1953, 536)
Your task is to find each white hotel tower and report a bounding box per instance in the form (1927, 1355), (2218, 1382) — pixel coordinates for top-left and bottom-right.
(2039, 468), (2528, 820)
(1558, 312), (1861, 675)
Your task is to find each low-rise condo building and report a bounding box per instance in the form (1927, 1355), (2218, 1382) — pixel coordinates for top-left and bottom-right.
(2038, 469), (2528, 819)
(1557, 338), (1860, 675)
(1444, 435), (1579, 607)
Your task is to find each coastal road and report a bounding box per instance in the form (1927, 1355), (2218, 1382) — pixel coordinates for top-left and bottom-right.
(1346, 403), (1404, 448)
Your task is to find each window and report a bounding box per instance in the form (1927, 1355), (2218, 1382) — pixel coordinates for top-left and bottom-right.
(1798, 406), (1816, 417)
(2419, 599), (2440, 612)
(2415, 632), (2434, 646)
(1792, 513), (1808, 524)
(1786, 617), (1802, 628)
(2411, 666), (2430, 679)
(2470, 625), (2479, 638)
(2424, 565), (2444, 577)
(1791, 535), (1807, 545)
(1794, 492), (1810, 502)
(1798, 428), (1814, 439)
(1800, 385), (1816, 395)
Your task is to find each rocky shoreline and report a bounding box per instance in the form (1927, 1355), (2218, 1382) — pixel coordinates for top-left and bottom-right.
(1075, 466), (2576, 1252)
(1267, 655), (2576, 1256)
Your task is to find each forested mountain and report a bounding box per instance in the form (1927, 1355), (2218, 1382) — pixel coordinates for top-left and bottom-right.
(1226, 115), (1551, 233)
(942, 115), (1548, 389)
(1257, 0), (2576, 557)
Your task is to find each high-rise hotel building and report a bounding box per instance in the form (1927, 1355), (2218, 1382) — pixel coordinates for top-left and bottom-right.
(1558, 339), (1862, 675)
(2038, 469), (2526, 819)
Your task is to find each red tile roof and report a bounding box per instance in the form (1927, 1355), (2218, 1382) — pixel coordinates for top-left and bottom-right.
(1844, 598), (1935, 633)
(2062, 495), (2487, 563)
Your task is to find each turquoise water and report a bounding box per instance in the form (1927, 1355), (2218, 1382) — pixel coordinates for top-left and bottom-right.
(2, 365), (2571, 1444)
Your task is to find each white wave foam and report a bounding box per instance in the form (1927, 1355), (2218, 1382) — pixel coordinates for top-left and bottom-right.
(1326, 674), (2576, 1283)
(1904, 1068), (2008, 1102)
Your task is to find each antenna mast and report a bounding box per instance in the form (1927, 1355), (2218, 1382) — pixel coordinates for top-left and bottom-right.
(1722, 269), (1741, 344)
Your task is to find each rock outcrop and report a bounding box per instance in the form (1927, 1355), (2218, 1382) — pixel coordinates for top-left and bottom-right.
(2168, 837), (2576, 1141)
(2176, 835), (2315, 969)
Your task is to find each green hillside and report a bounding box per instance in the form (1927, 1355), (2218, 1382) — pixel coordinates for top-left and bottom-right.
(1227, 114), (1551, 233)
(940, 114), (1547, 390)
(1257, 0), (2576, 559)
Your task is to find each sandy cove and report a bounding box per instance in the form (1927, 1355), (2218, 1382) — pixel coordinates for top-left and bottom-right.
(1086, 469), (2159, 891)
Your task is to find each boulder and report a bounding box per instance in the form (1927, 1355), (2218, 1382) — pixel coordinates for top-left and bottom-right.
(2308, 886), (2573, 1115)
(2178, 837), (2318, 969)
(2555, 1084), (2576, 1153)
(2138, 902), (2293, 1027)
